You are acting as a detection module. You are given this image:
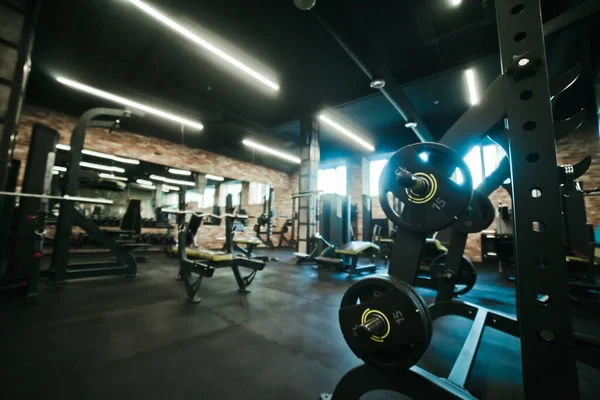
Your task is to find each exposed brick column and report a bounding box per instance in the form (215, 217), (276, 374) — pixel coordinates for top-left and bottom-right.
(297, 117), (319, 254)
(241, 181), (250, 207)
(347, 156), (369, 240)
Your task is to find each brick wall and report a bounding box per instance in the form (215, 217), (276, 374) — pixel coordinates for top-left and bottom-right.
(347, 156), (369, 240)
(15, 104), (297, 249)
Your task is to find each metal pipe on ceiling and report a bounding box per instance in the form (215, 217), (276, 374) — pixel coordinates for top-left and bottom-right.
(310, 6), (434, 143)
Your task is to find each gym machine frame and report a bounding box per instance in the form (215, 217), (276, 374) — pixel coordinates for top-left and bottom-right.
(50, 108), (138, 282)
(323, 0), (600, 398)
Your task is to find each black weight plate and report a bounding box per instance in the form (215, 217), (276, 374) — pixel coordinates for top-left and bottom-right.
(379, 143), (473, 233)
(452, 190), (495, 234)
(394, 279), (432, 349)
(339, 276), (431, 369)
(429, 254), (477, 296)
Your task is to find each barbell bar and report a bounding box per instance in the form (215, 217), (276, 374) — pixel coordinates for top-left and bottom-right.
(0, 191), (114, 205)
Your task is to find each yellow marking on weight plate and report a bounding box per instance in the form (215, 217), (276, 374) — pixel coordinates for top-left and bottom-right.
(361, 308), (391, 343)
(406, 173), (437, 204)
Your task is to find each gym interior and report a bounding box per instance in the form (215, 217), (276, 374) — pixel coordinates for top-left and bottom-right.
(1, 0), (599, 399)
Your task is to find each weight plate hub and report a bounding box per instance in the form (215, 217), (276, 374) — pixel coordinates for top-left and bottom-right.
(429, 254), (477, 296)
(379, 143), (473, 233)
(452, 190), (495, 234)
(339, 276), (432, 369)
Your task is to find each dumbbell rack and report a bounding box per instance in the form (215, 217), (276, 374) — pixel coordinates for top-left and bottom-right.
(322, 0), (600, 399)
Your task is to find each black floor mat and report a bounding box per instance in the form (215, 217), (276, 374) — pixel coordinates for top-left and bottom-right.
(1, 249), (599, 399)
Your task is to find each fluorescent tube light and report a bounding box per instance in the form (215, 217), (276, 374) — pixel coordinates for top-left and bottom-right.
(80, 161), (125, 173)
(82, 149), (140, 165)
(136, 179), (153, 186)
(242, 139), (301, 164)
(162, 188), (170, 193)
(99, 173), (128, 181)
(162, 184), (180, 191)
(57, 76), (204, 130)
(52, 171), (59, 175)
(150, 174), (196, 186)
(127, 0), (279, 91)
(52, 166), (67, 172)
(168, 168), (192, 176)
(205, 174), (224, 181)
(56, 144), (71, 151)
(466, 69), (478, 105)
(451, 0), (462, 6)
(134, 184), (157, 190)
(318, 115), (375, 151)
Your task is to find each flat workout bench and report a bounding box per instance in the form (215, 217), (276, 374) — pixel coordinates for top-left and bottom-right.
(174, 193), (267, 304)
(317, 241), (380, 276)
(233, 237), (268, 262)
(177, 245), (266, 303)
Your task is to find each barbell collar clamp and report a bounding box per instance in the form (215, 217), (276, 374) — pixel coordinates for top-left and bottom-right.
(395, 169), (429, 195)
(356, 314), (387, 339)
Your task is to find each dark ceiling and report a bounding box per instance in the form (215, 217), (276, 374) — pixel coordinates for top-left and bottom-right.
(26, 0), (599, 172)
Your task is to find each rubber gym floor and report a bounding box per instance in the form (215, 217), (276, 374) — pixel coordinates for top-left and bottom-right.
(1, 250), (599, 400)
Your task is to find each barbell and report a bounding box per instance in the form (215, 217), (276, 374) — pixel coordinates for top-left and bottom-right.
(159, 208), (250, 219)
(0, 190), (113, 205)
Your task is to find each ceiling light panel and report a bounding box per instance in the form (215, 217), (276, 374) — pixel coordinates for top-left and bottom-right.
(57, 77), (204, 130)
(242, 139), (301, 164)
(127, 0), (279, 91)
(205, 174), (224, 181)
(168, 168), (192, 176)
(318, 115), (375, 151)
(150, 174), (196, 186)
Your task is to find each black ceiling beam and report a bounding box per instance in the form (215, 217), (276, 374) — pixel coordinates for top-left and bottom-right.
(543, 0), (600, 37)
(311, 4), (434, 143)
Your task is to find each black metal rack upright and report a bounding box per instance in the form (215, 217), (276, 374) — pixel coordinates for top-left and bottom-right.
(496, 1), (578, 396)
(319, 0), (598, 399)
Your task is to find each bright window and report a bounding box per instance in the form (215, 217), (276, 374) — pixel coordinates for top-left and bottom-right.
(318, 166), (346, 195)
(185, 190), (203, 205)
(218, 182), (242, 206)
(463, 146), (483, 187)
(369, 159), (388, 196)
(249, 182), (270, 205)
(203, 187), (216, 208)
(460, 144), (506, 188)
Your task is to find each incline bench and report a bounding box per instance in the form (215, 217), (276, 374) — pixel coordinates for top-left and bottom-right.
(317, 241), (380, 276)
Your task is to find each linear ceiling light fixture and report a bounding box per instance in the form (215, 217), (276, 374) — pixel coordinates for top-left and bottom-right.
(136, 179), (154, 186)
(162, 184), (181, 191)
(82, 149), (140, 165)
(168, 168), (192, 176)
(52, 166), (67, 172)
(242, 139), (301, 164)
(318, 115), (375, 151)
(56, 144), (71, 151)
(99, 173), (128, 181)
(134, 184), (157, 190)
(80, 161), (125, 174)
(150, 174), (196, 186)
(465, 69), (479, 105)
(56, 76), (204, 130)
(205, 174), (224, 181)
(127, 0), (280, 91)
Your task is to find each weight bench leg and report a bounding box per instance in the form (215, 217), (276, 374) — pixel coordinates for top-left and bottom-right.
(232, 266), (251, 293)
(182, 271), (203, 303)
(348, 255), (358, 277)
